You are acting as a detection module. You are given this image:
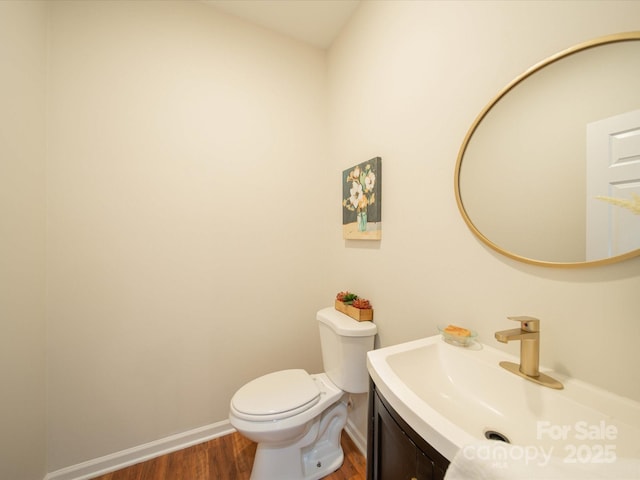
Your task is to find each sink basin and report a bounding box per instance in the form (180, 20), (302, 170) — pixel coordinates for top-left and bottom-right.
(367, 335), (640, 466)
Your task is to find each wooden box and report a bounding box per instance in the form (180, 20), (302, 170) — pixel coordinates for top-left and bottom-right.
(335, 300), (348, 314)
(335, 300), (374, 322)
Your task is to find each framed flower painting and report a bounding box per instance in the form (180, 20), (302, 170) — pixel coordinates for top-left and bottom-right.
(342, 157), (382, 240)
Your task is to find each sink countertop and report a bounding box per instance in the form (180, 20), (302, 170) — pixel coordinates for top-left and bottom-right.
(367, 335), (640, 463)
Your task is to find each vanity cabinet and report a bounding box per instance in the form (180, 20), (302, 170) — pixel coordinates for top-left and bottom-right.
(367, 379), (450, 480)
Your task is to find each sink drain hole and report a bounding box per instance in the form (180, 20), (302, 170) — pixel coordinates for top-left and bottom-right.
(484, 430), (510, 443)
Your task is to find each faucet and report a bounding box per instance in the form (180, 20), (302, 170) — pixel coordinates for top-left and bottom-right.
(495, 316), (540, 376)
(495, 316), (563, 389)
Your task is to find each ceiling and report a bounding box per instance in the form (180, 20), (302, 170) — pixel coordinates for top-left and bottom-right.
(202, 0), (361, 49)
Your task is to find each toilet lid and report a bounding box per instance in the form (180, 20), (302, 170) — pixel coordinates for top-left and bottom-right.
(231, 369), (320, 421)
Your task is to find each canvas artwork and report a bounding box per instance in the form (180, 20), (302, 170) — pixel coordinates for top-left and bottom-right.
(342, 157), (382, 240)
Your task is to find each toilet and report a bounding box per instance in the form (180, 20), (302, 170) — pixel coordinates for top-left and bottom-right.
(229, 307), (377, 480)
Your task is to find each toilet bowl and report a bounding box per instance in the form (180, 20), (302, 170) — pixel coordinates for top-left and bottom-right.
(230, 371), (346, 479)
(229, 307), (377, 480)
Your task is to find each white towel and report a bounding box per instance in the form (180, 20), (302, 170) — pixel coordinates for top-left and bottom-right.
(444, 440), (640, 480)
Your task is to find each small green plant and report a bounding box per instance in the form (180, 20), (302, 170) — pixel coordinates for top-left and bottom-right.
(336, 291), (358, 305)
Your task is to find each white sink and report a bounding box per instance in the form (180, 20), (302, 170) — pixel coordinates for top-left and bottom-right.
(367, 335), (640, 467)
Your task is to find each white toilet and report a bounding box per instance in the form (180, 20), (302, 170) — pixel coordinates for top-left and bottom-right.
(229, 307), (377, 480)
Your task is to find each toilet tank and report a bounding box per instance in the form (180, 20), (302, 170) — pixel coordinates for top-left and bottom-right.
(316, 307), (377, 394)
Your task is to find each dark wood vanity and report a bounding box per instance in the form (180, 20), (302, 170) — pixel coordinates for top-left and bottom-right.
(367, 379), (450, 480)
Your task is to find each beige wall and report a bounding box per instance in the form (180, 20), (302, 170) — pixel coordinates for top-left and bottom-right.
(46, 0), (330, 471)
(327, 0), (640, 436)
(3, 0), (640, 477)
(0, 1), (47, 479)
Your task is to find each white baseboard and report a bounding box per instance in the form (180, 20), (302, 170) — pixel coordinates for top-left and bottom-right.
(44, 420), (234, 480)
(44, 417), (368, 480)
(344, 418), (367, 457)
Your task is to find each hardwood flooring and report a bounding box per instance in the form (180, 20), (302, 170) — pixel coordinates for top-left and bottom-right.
(92, 431), (366, 480)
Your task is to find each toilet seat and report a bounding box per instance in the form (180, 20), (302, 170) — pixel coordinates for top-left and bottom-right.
(230, 369), (320, 421)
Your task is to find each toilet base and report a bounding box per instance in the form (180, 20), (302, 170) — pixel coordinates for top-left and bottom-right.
(250, 400), (348, 480)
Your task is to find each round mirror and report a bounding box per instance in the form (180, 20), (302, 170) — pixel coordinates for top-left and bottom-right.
(455, 32), (640, 268)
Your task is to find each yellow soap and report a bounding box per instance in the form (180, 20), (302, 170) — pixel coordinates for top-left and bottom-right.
(444, 324), (471, 337)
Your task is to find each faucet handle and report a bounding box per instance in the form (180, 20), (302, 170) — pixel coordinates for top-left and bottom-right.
(507, 316), (540, 332)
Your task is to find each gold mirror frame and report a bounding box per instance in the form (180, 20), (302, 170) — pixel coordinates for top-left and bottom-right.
(454, 31), (640, 268)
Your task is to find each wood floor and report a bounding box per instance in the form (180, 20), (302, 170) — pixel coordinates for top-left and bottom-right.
(92, 431), (366, 480)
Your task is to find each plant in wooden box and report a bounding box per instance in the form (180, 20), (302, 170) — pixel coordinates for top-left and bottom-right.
(335, 291), (356, 314)
(335, 292), (373, 322)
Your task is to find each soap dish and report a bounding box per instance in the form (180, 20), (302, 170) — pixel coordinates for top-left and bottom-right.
(437, 325), (478, 347)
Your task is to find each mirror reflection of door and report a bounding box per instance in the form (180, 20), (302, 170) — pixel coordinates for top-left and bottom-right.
(586, 109), (640, 260)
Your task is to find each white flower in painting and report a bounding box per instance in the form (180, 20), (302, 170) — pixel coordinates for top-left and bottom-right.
(349, 181), (363, 209)
(364, 171), (376, 192)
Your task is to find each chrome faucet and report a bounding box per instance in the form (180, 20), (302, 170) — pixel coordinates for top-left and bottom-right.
(495, 316), (563, 389)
